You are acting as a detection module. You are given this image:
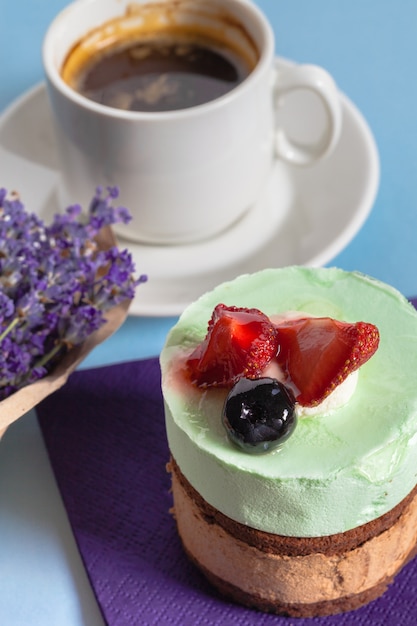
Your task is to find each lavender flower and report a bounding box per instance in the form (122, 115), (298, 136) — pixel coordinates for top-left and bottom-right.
(0, 187), (146, 400)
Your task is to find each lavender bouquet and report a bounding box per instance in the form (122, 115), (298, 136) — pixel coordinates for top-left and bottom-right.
(0, 186), (146, 435)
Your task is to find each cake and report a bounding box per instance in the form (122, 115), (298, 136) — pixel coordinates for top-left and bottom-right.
(160, 267), (417, 617)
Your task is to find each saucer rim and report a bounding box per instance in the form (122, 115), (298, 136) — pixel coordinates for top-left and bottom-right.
(0, 58), (380, 317)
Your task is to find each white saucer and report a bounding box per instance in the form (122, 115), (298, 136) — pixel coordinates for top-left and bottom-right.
(0, 58), (379, 317)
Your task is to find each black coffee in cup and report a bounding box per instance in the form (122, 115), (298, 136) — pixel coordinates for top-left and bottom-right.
(61, 4), (258, 112)
(65, 35), (251, 112)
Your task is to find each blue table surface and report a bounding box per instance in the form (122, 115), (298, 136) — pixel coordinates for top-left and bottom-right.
(1, 1), (417, 624)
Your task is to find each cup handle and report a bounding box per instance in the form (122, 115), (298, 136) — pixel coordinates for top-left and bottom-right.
(273, 64), (342, 166)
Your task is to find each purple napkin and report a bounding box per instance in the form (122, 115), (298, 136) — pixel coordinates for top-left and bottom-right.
(37, 355), (417, 626)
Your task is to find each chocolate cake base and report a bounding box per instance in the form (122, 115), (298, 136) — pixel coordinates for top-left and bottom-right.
(168, 458), (417, 617)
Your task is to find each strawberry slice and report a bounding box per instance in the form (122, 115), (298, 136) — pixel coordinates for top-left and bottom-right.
(275, 317), (380, 406)
(186, 304), (279, 387)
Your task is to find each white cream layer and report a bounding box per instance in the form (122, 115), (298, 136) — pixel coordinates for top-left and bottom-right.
(160, 267), (417, 537)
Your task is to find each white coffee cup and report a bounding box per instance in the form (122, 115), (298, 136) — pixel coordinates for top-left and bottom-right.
(43, 0), (342, 245)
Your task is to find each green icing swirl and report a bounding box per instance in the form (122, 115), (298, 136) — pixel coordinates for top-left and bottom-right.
(161, 267), (417, 536)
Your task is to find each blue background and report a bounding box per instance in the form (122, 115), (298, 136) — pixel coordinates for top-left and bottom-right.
(2, 1), (417, 367)
(1, 2), (417, 624)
